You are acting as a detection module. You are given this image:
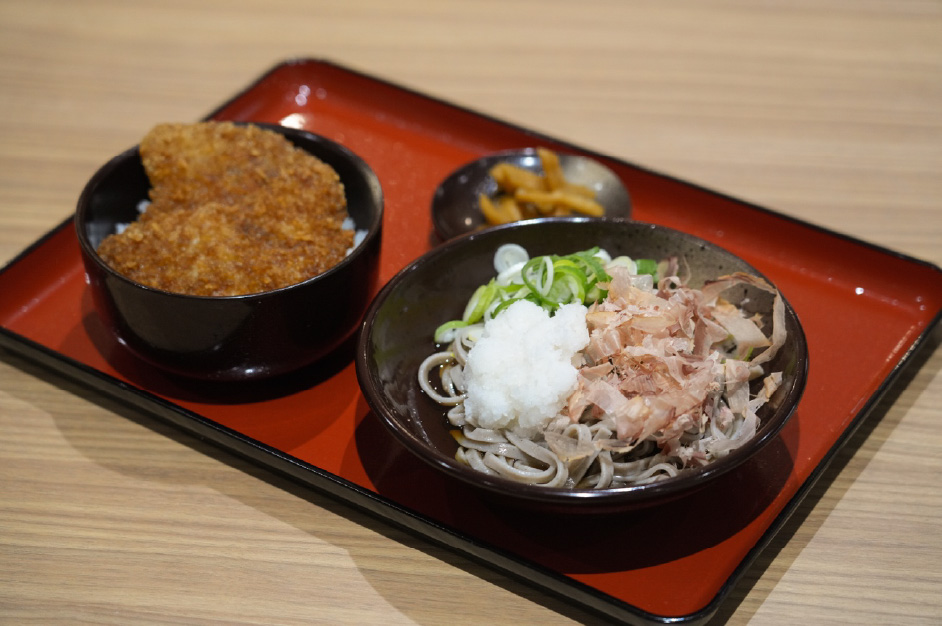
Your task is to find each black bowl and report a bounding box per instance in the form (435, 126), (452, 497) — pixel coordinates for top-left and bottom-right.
(356, 218), (807, 511)
(75, 123), (383, 381)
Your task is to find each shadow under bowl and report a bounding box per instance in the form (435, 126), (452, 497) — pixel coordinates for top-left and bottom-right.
(75, 123), (384, 382)
(356, 218), (807, 513)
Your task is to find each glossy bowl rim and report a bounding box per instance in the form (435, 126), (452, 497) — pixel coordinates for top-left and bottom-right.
(356, 217), (809, 508)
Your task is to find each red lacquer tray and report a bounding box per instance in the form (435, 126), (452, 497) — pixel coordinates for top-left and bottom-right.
(2, 59), (941, 624)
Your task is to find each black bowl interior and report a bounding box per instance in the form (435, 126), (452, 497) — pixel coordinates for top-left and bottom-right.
(357, 218), (808, 511)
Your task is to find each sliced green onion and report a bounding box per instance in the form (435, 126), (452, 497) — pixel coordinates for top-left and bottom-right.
(493, 243), (529, 273)
(433, 320), (469, 344)
(550, 263), (588, 303)
(608, 255), (637, 274)
(520, 257), (555, 306)
(436, 246), (661, 342)
(462, 280), (499, 323)
(570, 248), (610, 284)
(635, 258), (658, 278)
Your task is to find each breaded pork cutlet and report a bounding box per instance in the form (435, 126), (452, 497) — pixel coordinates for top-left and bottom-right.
(97, 122), (355, 296)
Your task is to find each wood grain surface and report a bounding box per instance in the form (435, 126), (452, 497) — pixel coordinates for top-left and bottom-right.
(1, 1), (940, 623)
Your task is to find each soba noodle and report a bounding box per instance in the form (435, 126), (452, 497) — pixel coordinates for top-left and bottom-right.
(417, 245), (786, 489)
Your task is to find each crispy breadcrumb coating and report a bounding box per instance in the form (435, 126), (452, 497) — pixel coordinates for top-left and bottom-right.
(97, 122), (354, 296)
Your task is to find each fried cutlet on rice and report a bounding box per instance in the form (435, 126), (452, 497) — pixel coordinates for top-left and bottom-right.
(96, 122), (355, 296)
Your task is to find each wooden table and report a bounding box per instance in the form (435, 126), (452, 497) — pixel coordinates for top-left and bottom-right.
(2, 1), (939, 623)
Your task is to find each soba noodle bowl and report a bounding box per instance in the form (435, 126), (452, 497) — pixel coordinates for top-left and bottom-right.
(418, 244), (786, 489)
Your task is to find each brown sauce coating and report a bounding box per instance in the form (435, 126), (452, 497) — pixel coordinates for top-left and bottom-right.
(96, 122), (354, 296)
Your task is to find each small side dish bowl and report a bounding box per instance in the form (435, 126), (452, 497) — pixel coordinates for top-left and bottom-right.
(356, 218), (807, 512)
(431, 148), (631, 241)
(75, 123), (383, 382)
